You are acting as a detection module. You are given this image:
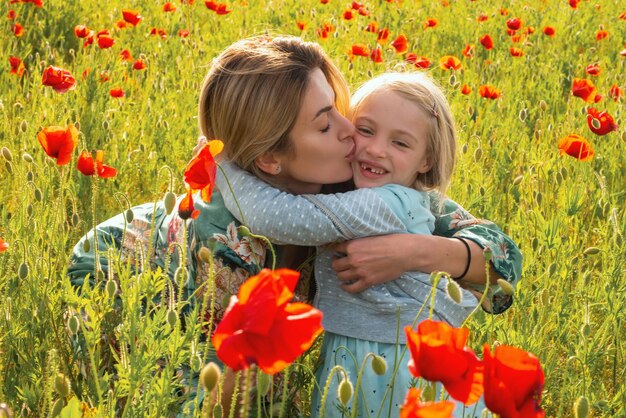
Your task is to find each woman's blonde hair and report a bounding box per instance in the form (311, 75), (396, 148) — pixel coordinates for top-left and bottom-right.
(349, 72), (457, 197)
(198, 36), (349, 182)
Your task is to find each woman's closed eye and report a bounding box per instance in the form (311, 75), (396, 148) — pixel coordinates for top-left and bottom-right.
(320, 123), (331, 133)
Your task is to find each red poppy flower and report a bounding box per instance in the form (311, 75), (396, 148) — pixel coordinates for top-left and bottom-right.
(558, 133), (594, 161)
(122, 9), (142, 26)
(391, 34), (408, 53)
(83, 34), (94, 47)
(400, 388), (455, 418)
(480, 34), (493, 50)
(462, 44), (475, 58)
(621, 49), (626, 57)
(205, 1), (230, 14)
(509, 47), (524, 57)
(74, 25), (91, 38)
(12, 23), (24, 37)
(569, 0), (580, 8)
(77, 150), (117, 178)
(596, 30), (608, 40)
(296, 21), (306, 31)
(524, 26), (535, 35)
(163, 2), (176, 11)
(178, 188), (200, 220)
(377, 27), (390, 43)
(572, 78), (596, 103)
(586, 108), (618, 135)
(350, 44), (369, 57)
(619, 11), (626, 20)
(320, 0), (329, 3)
(97, 31), (115, 48)
(133, 59), (146, 70)
(414, 56), (432, 69)
(178, 29), (189, 37)
(119, 49), (133, 61)
(506, 17), (522, 31)
(9, 56), (25, 77)
(42, 66), (76, 94)
(461, 84), (472, 95)
(405, 321), (483, 405)
(184, 140), (223, 203)
(609, 84), (622, 102)
(479, 85), (501, 99)
(109, 88), (125, 98)
(212, 269), (324, 375)
(342, 10), (354, 20)
(37, 124), (78, 166)
(7, 10), (16, 19)
(150, 28), (167, 38)
(115, 20), (127, 29)
(585, 64), (601, 76)
(424, 18), (437, 29)
(0, 238), (8, 253)
(439, 55), (462, 70)
(370, 46), (383, 63)
(483, 344), (545, 418)
(500, 7), (509, 15)
(357, 7), (369, 16)
(315, 22), (334, 39)
(351, 1), (363, 9)
(99, 71), (110, 82)
(593, 94), (603, 103)
(366, 21), (378, 33)
(543, 26), (555, 37)
(476, 12), (488, 22)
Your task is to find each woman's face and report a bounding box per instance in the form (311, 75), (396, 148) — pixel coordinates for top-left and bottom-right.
(274, 68), (355, 194)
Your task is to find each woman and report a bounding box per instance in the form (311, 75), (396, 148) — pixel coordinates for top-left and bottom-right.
(67, 35), (520, 416)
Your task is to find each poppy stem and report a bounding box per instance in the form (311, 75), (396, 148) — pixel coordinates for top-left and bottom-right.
(319, 366), (349, 418)
(216, 164), (247, 225)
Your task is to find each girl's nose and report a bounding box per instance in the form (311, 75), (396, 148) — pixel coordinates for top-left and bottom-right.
(365, 137), (386, 158)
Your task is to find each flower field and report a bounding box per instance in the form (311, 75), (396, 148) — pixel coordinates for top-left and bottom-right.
(1, 0), (625, 416)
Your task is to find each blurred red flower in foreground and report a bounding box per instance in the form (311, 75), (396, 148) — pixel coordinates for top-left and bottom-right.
(37, 124), (78, 165)
(0, 238), (9, 253)
(479, 85), (501, 99)
(178, 188), (199, 220)
(184, 140), (223, 203)
(405, 320), (483, 405)
(122, 9), (142, 26)
(483, 344), (545, 418)
(9, 56), (25, 77)
(558, 133), (594, 161)
(400, 388), (455, 418)
(212, 269), (324, 374)
(77, 150), (117, 178)
(439, 55), (461, 70)
(586, 108), (618, 135)
(572, 78), (596, 103)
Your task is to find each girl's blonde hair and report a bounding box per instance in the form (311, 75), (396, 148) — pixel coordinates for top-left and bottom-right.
(198, 36), (350, 182)
(350, 72), (457, 197)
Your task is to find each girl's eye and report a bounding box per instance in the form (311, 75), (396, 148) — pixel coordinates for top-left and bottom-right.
(320, 123), (331, 133)
(393, 140), (409, 148)
(357, 127), (373, 136)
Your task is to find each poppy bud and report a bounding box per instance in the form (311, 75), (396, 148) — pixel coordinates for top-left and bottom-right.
(371, 355), (387, 375)
(622, 131), (626, 142)
(461, 143), (468, 154)
(5, 161), (13, 173)
(34, 188), (43, 202)
(83, 238), (91, 253)
(574, 396), (589, 418)
(54, 373), (70, 397)
(213, 404), (223, 418)
(479, 186), (485, 196)
(473, 147), (482, 162)
(513, 175), (523, 186)
(337, 378), (353, 406)
(18, 262), (29, 279)
(71, 213), (80, 227)
(548, 263), (557, 275)
(581, 323), (590, 338)
(446, 279), (462, 303)
(190, 354), (202, 372)
(68, 314), (80, 335)
(535, 191), (542, 205)
(20, 120), (28, 132)
(237, 225), (251, 237)
(200, 362), (221, 392)
(421, 382), (436, 402)
(125, 209), (134, 223)
(1, 147), (13, 161)
(539, 100), (547, 111)
(496, 278), (515, 296)
(518, 108), (527, 122)
(583, 247), (600, 255)
(448, 74), (456, 86)
(257, 370), (271, 396)
(22, 152), (34, 163)
(167, 308), (178, 328)
(571, 255), (579, 265)
(198, 247), (212, 263)
(26, 203), (33, 217)
(50, 398), (66, 417)
(26, 171), (34, 182)
(164, 191), (176, 215)
(105, 279), (118, 299)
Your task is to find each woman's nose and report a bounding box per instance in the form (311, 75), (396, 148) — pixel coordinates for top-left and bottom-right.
(337, 112), (355, 142)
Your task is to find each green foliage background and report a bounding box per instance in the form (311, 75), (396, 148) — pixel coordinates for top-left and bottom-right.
(1, 0), (625, 416)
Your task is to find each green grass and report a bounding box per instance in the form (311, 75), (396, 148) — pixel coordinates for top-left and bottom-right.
(1, 0), (625, 416)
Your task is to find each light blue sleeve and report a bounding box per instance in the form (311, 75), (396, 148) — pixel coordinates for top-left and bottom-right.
(215, 162), (406, 245)
(370, 184), (435, 235)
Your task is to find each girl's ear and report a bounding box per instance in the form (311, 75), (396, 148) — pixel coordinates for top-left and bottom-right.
(417, 155), (433, 174)
(254, 152), (282, 176)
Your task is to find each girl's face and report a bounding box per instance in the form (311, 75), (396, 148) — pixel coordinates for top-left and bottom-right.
(351, 90), (431, 189)
(273, 68), (355, 195)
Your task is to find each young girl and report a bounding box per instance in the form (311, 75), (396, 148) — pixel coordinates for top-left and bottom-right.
(215, 72), (504, 417)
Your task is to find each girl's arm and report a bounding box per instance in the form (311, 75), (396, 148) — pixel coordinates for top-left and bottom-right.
(215, 162), (408, 244)
(331, 196), (522, 314)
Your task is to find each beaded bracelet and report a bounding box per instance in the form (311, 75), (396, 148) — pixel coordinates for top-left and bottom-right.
(452, 237), (472, 280)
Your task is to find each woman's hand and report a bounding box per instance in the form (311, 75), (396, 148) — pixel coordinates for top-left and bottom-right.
(330, 234), (499, 293)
